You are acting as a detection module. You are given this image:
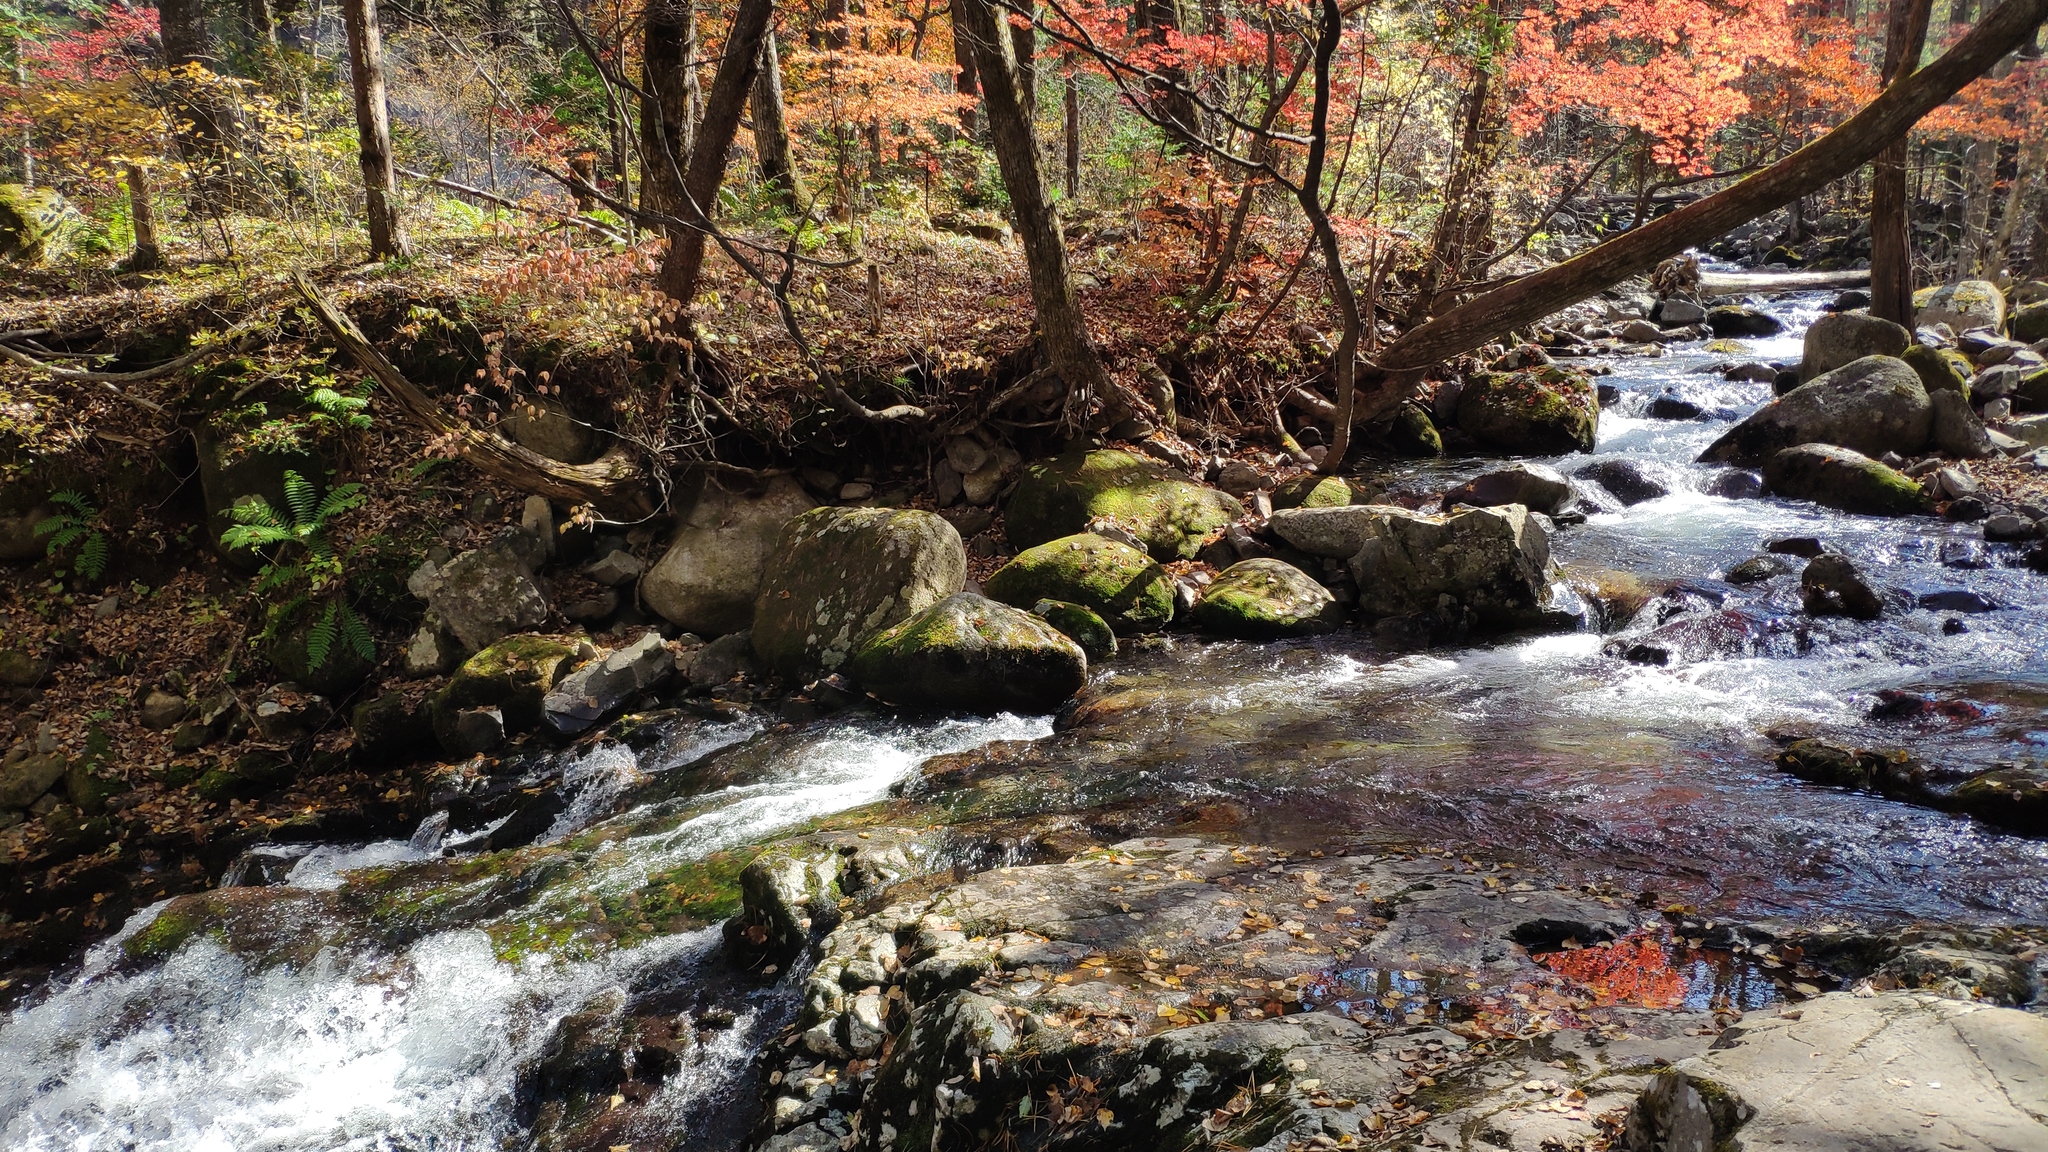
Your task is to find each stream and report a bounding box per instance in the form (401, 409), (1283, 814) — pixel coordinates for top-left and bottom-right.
(3, 284), (2046, 1150)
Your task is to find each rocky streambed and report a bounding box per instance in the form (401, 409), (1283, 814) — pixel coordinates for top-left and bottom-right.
(5, 275), (2048, 1150)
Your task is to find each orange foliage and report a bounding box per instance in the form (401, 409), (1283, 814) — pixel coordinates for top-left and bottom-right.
(1535, 932), (1691, 1009)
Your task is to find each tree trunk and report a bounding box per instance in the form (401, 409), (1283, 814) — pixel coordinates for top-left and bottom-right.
(341, 0), (410, 259)
(1406, 55), (1504, 326)
(658, 0), (775, 304)
(158, 0), (239, 200)
(954, 0), (1111, 410)
(1373, 0), (2048, 395)
(951, 10), (980, 137)
(641, 0), (697, 217)
(1063, 69), (1080, 200)
(752, 31), (803, 210)
(1136, 0), (1201, 148)
(124, 165), (165, 271)
(1869, 0), (1933, 325)
(1297, 0), (1362, 475)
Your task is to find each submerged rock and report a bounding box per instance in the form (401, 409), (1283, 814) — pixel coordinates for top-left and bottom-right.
(1765, 444), (1931, 518)
(847, 592), (1087, 714)
(751, 508), (966, 682)
(984, 532), (1174, 634)
(1948, 765), (2048, 836)
(1455, 364), (1600, 454)
(1191, 559), (1343, 639)
(1799, 311), (1910, 382)
(1577, 459), (1670, 505)
(1004, 448), (1241, 560)
(642, 475), (819, 636)
(1440, 462), (1574, 514)
(1702, 355), (1932, 466)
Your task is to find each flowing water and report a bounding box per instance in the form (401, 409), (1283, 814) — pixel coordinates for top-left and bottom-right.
(4, 286), (2046, 1149)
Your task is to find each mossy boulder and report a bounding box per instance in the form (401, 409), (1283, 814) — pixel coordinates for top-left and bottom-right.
(1005, 448), (1241, 560)
(1191, 559), (1344, 639)
(352, 694), (436, 766)
(642, 473), (818, 636)
(751, 507), (966, 682)
(1900, 345), (1972, 400)
(1762, 444), (1931, 517)
(1800, 312), (1910, 382)
(983, 532), (1174, 633)
(196, 752), (296, 802)
(1454, 365), (1599, 454)
(0, 184), (76, 263)
(2012, 301), (2048, 344)
(847, 592), (1087, 714)
(1948, 765), (2048, 836)
(1700, 356), (1931, 466)
(1385, 403), (1444, 458)
(431, 633), (585, 745)
(1030, 599), (1116, 662)
(1914, 279), (2005, 334)
(1270, 475), (1381, 510)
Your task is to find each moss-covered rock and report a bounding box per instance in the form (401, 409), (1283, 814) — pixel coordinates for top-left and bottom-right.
(196, 752), (296, 802)
(751, 507), (966, 682)
(983, 532), (1174, 633)
(1776, 738), (1877, 789)
(1030, 599), (1116, 662)
(0, 184), (76, 263)
(1270, 475), (1381, 510)
(1914, 279), (2005, 334)
(1455, 365), (1599, 454)
(1701, 356), (1931, 466)
(1948, 765), (2048, 836)
(1901, 344), (1972, 400)
(1004, 448), (1242, 560)
(2013, 301), (2048, 344)
(431, 633), (585, 745)
(1762, 444), (1931, 517)
(1385, 403), (1444, 458)
(1191, 559), (1343, 639)
(847, 592), (1087, 713)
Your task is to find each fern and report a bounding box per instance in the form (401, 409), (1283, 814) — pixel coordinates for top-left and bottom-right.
(35, 489), (109, 581)
(306, 601), (339, 669)
(220, 470), (377, 670)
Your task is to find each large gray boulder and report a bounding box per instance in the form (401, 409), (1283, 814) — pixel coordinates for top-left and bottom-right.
(1914, 279), (2006, 335)
(409, 532), (550, 653)
(1270, 503), (1568, 627)
(1455, 365), (1600, 454)
(751, 508), (965, 682)
(1621, 992), (2048, 1152)
(847, 592), (1087, 714)
(1700, 355), (1931, 466)
(641, 474), (818, 636)
(1800, 311), (1910, 382)
(1928, 389), (1995, 458)
(1762, 444), (1932, 517)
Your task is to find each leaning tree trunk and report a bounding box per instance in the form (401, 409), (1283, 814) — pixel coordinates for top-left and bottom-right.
(658, 0), (775, 305)
(954, 0), (1111, 412)
(1366, 0), (2048, 409)
(341, 0), (410, 259)
(751, 31), (804, 211)
(1871, 0), (1934, 325)
(641, 0), (698, 217)
(124, 165), (164, 271)
(1296, 0), (1363, 475)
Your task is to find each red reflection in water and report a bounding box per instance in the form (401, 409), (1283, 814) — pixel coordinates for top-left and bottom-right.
(1534, 931), (1689, 1009)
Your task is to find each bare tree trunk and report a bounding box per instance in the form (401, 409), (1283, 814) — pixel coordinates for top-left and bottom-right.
(158, 0), (240, 201)
(1406, 52), (1504, 326)
(1871, 0), (1934, 325)
(1136, 0), (1200, 148)
(1063, 69), (1079, 200)
(124, 165), (165, 271)
(954, 0), (1110, 410)
(1374, 0), (2048, 393)
(342, 0), (410, 259)
(658, 0), (775, 304)
(641, 0), (697, 217)
(1297, 0), (1362, 475)
(752, 31), (803, 210)
(951, 10), (980, 137)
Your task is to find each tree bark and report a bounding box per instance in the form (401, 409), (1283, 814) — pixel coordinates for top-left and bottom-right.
(124, 165), (165, 271)
(1373, 0), (2048, 396)
(1296, 0), (1362, 475)
(1136, 0), (1200, 148)
(951, 9), (981, 137)
(1063, 69), (1080, 200)
(954, 0), (1111, 410)
(341, 0), (410, 259)
(1406, 54), (1504, 326)
(1871, 0), (1934, 324)
(640, 0), (697, 217)
(158, 0), (240, 200)
(658, 0), (775, 304)
(752, 31), (804, 210)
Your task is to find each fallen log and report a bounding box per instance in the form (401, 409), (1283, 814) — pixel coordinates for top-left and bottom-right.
(1700, 269), (1872, 296)
(291, 271), (658, 521)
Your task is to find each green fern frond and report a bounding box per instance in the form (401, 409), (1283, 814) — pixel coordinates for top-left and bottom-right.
(306, 600), (338, 669)
(75, 534), (109, 580)
(48, 489), (95, 518)
(228, 495), (288, 531)
(282, 471), (318, 526)
(338, 602), (376, 661)
(45, 523), (85, 550)
(222, 523), (295, 551)
(313, 483), (366, 525)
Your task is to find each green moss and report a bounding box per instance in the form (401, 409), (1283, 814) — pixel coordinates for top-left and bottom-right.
(1704, 339), (1753, 355)
(433, 632), (583, 735)
(1901, 345), (1971, 399)
(984, 533), (1175, 633)
(1029, 599), (1117, 661)
(1387, 403), (1444, 458)
(1271, 476), (1379, 509)
(1190, 559), (1342, 639)
(122, 897), (219, 962)
(1004, 448), (1241, 560)
(1456, 365), (1598, 454)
